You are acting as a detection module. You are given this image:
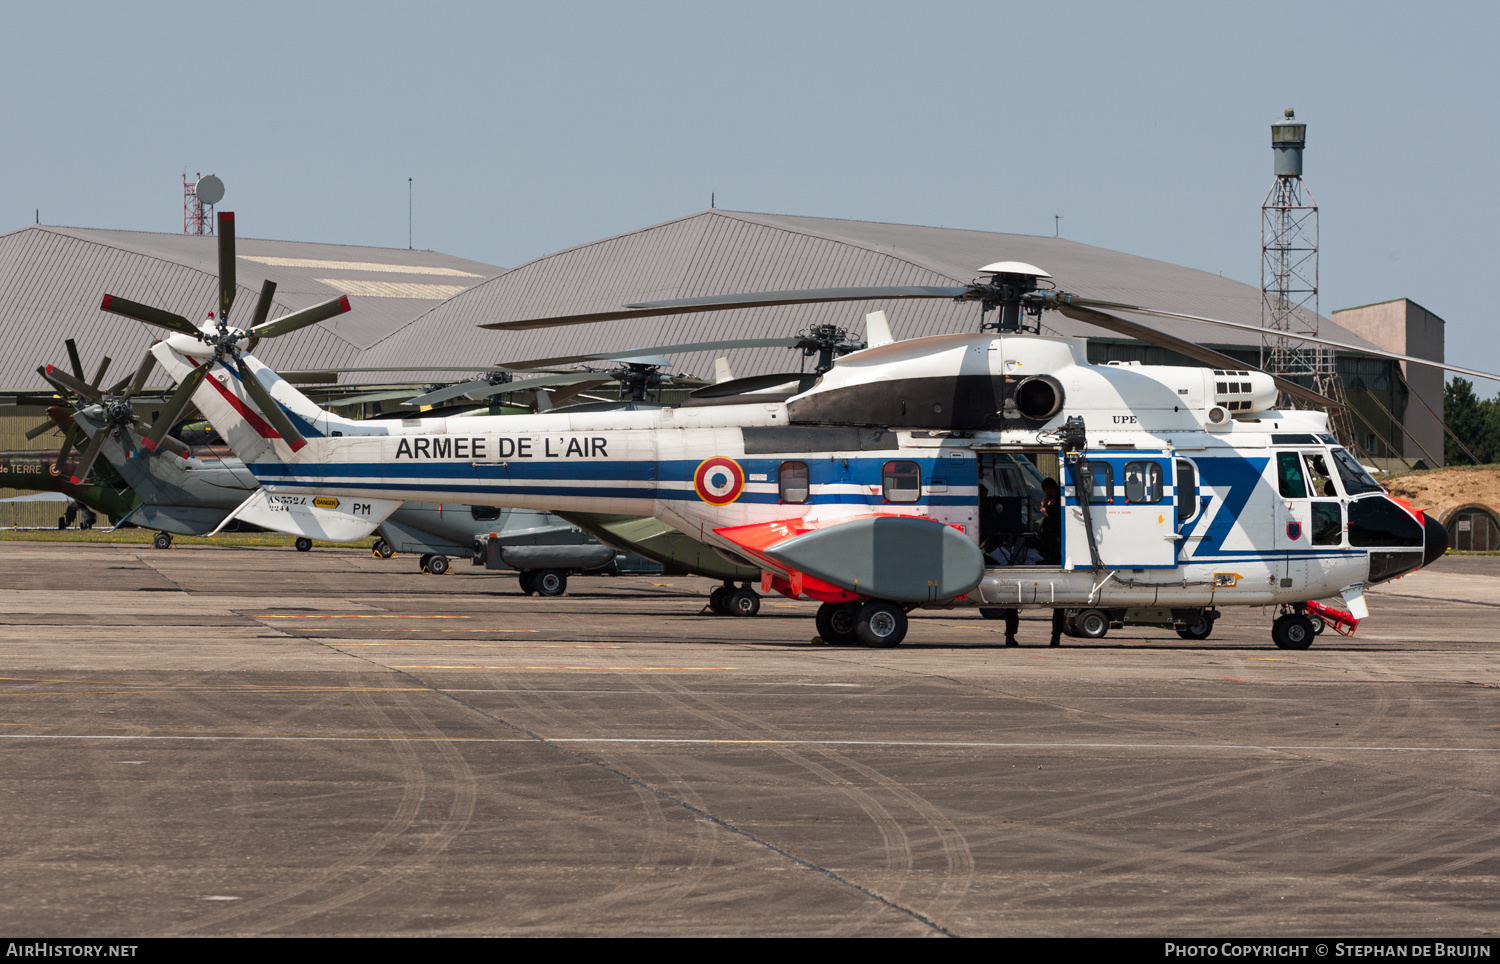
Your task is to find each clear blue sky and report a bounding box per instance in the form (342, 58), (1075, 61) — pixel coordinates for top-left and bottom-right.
(4, 1), (1496, 379)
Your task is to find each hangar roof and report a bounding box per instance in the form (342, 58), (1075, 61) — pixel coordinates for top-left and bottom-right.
(0, 224), (502, 391)
(355, 208), (1384, 384)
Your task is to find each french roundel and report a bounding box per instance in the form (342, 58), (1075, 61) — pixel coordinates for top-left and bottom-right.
(694, 456), (745, 506)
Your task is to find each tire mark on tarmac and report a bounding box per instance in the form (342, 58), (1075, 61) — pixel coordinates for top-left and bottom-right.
(620, 673), (978, 925)
(332, 652), (959, 937)
(172, 662), (477, 935)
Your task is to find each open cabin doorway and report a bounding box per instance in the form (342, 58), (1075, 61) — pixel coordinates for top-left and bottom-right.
(973, 447), (1062, 570)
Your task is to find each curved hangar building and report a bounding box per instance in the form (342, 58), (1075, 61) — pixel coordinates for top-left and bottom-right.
(357, 209), (1441, 469)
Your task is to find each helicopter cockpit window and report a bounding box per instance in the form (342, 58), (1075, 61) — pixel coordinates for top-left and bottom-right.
(1303, 452), (1339, 498)
(882, 461), (922, 504)
(1123, 461), (1163, 504)
(1330, 448), (1384, 495)
(779, 461), (809, 504)
(1277, 453), (1308, 499)
(470, 505), (501, 522)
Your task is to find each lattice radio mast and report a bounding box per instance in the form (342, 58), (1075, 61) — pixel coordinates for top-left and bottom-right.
(1260, 109), (1351, 442)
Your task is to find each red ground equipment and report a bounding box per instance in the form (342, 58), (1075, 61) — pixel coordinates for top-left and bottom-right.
(1305, 600), (1359, 637)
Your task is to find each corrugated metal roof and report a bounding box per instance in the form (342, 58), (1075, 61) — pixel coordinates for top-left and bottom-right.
(0, 225), (502, 391)
(357, 209), (1382, 384)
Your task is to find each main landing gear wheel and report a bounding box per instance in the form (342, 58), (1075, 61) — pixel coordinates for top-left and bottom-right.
(1272, 614), (1315, 650)
(1176, 613), (1215, 641)
(424, 554), (450, 576)
(518, 571), (535, 595)
(152, 532), (172, 550)
(373, 540), (394, 559)
(295, 537), (313, 553)
(708, 585), (731, 615)
(725, 587), (760, 617)
(854, 601), (908, 648)
(533, 569), (567, 597)
(815, 602), (859, 645)
(979, 608), (1005, 621)
(1073, 609), (1110, 640)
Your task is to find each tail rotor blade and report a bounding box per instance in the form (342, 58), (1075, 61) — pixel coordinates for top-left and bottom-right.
(248, 294), (351, 339)
(217, 211), (236, 320)
(69, 431), (108, 485)
(249, 279), (277, 330)
(100, 294), (200, 336)
(142, 364), (209, 453)
(235, 358), (306, 452)
(65, 339), (85, 381)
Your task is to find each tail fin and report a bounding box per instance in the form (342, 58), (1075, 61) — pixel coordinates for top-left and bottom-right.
(149, 342), (370, 466)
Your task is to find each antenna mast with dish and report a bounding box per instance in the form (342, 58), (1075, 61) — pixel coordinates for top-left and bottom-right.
(183, 172), (224, 235)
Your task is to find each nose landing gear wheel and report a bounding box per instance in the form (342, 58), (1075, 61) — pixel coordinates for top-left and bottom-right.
(814, 602), (859, 645)
(373, 540), (395, 559)
(152, 532), (172, 550)
(854, 601), (908, 648)
(1272, 614), (1315, 650)
(295, 537), (313, 552)
(533, 569), (567, 596)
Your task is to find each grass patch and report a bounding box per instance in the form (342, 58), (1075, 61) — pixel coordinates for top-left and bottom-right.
(0, 528), (371, 550)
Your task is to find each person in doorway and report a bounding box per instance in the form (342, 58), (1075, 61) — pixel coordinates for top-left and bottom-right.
(1037, 478), (1061, 565)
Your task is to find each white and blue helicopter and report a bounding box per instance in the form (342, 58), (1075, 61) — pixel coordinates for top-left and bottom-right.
(109, 225), (1478, 649)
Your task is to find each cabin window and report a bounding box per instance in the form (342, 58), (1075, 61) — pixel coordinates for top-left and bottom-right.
(882, 460), (922, 503)
(779, 461), (809, 504)
(1277, 453), (1308, 499)
(470, 505), (501, 522)
(1123, 461), (1164, 504)
(1175, 459), (1198, 522)
(1082, 461), (1114, 504)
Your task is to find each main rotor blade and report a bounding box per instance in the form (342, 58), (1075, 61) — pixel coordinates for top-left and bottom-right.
(125, 352), (155, 399)
(1052, 294), (1500, 384)
(142, 364), (209, 453)
(498, 337), (803, 370)
(218, 211), (236, 320)
(235, 358), (306, 452)
(248, 294), (352, 339)
(1054, 303), (1339, 409)
(132, 419), (187, 457)
(248, 279), (278, 330)
(65, 339), (85, 381)
(688, 372), (819, 399)
(480, 286), (969, 331)
(404, 372), (610, 408)
(68, 430), (108, 485)
(24, 419), (59, 441)
(89, 355), (111, 389)
(55, 428), (76, 474)
(43, 364), (104, 403)
(100, 294), (200, 336)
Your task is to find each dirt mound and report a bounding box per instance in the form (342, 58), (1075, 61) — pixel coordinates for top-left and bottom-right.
(1382, 465), (1500, 520)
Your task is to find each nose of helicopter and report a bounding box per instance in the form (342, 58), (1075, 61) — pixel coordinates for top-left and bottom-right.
(1421, 512), (1449, 568)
